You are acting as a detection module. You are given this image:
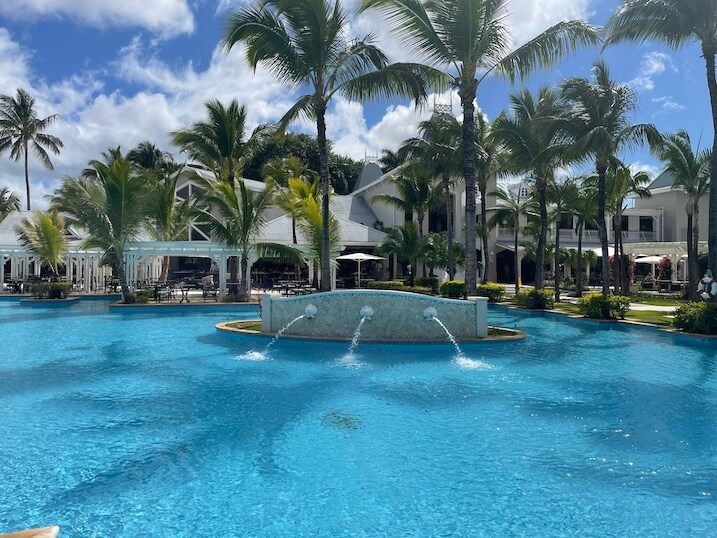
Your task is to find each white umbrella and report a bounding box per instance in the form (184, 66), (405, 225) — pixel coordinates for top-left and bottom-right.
(634, 255), (666, 264)
(335, 252), (386, 288)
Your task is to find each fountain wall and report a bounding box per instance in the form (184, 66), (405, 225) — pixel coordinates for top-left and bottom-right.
(261, 290), (488, 341)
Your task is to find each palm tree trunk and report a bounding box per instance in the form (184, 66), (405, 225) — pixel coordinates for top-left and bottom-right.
(687, 211), (697, 300)
(554, 217), (561, 302)
(292, 216), (297, 244)
(24, 141), (31, 211)
(576, 223), (584, 298)
(460, 78), (478, 296)
(535, 177), (547, 289)
(240, 253), (250, 301)
(418, 213), (427, 277)
(117, 260), (131, 303)
(161, 256), (170, 282)
(619, 224), (628, 295)
(613, 215), (621, 295)
(596, 163), (610, 301)
(514, 229), (520, 293)
(315, 100), (332, 292)
(704, 50), (717, 289)
(480, 179), (489, 284)
(445, 177), (455, 280)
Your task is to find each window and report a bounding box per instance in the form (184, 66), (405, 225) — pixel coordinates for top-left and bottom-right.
(639, 216), (653, 232)
(559, 213), (573, 230)
(621, 215), (629, 230)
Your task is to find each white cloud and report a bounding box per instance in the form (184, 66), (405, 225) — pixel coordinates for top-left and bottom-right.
(652, 95), (686, 115)
(629, 52), (676, 92)
(0, 0), (195, 39)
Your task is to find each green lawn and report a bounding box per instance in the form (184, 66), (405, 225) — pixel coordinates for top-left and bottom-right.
(628, 294), (687, 307)
(550, 301), (674, 327)
(226, 320), (262, 331)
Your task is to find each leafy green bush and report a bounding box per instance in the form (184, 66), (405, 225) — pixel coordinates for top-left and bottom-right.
(476, 282), (505, 303)
(366, 280), (432, 295)
(414, 276), (439, 293)
(29, 281), (71, 299)
(439, 280), (466, 298)
(514, 288), (555, 310)
(673, 302), (717, 334)
(578, 293), (631, 319)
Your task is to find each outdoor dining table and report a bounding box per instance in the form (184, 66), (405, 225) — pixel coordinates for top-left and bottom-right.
(178, 284), (191, 303)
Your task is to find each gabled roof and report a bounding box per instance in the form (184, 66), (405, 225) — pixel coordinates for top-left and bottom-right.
(647, 170), (674, 191)
(260, 214), (387, 246)
(331, 195), (379, 226)
(177, 165), (267, 193)
(352, 162), (385, 192)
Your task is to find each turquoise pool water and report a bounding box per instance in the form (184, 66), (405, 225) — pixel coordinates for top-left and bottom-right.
(1, 298), (716, 536)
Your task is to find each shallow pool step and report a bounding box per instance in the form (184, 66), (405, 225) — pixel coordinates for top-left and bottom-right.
(0, 527), (60, 538)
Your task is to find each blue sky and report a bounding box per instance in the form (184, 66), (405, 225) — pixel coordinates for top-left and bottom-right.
(0, 0), (711, 208)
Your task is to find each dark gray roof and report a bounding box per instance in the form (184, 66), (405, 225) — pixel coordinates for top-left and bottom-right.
(331, 195), (379, 226)
(648, 170), (673, 190)
(353, 162), (384, 192)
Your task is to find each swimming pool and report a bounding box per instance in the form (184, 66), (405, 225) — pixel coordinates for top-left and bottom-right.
(1, 298), (716, 536)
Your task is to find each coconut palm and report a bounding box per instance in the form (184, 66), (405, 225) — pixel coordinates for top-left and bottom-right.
(400, 112), (462, 278)
(492, 87), (564, 290)
(224, 0), (437, 291)
(566, 182), (598, 297)
(0, 187), (20, 224)
(605, 0), (717, 278)
(371, 161), (442, 239)
(50, 156), (149, 302)
(360, 0), (599, 296)
(269, 159), (320, 245)
(14, 209), (68, 276)
(655, 130), (711, 300)
(378, 221), (428, 281)
(296, 194), (341, 288)
(606, 164), (652, 295)
(424, 232), (466, 277)
(0, 88), (63, 210)
(488, 186), (538, 292)
(378, 148), (405, 172)
(144, 170), (195, 282)
(171, 99), (270, 187)
(193, 178), (301, 300)
(547, 177), (579, 302)
(557, 60), (661, 298)
(127, 141), (173, 173)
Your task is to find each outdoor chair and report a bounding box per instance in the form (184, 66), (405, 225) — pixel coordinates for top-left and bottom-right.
(202, 275), (219, 301)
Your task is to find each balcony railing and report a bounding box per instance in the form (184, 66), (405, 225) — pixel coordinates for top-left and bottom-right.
(497, 227), (659, 242)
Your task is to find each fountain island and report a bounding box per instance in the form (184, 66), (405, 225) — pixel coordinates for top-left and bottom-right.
(218, 290), (523, 343)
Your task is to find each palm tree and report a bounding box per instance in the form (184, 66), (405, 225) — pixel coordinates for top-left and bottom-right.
(50, 156), (149, 302)
(127, 141), (173, 173)
(655, 131), (711, 300)
(557, 60), (661, 298)
(400, 112), (462, 279)
(424, 232), (466, 277)
(224, 0), (436, 291)
(605, 164), (651, 295)
(296, 195), (341, 288)
(0, 88), (63, 210)
(14, 209), (68, 276)
(488, 186), (538, 292)
(547, 177), (579, 302)
(171, 99), (269, 187)
(492, 87), (564, 290)
(371, 162), (441, 238)
(605, 0), (717, 280)
(360, 0), (599, 296)
(193, 178), (300, 300)
(0, 187), (20, 224)
(144, 170), (195, 282)
(566, 181), (598, 297)
(379, 148), (405, 172)
(378, 221), (428, 281)
(269, 159), (320, 245)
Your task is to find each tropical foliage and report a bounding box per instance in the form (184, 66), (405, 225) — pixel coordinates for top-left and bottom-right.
(14, 209), (68, 276)
(0, 187), (20, 224)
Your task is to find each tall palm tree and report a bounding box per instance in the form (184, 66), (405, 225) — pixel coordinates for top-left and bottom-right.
(371, 162), (441, 238)
(378, 148), (405, 172)
(401, 112), (462, 278)
(144, 170), (195, 282)
(360, 0), (599, 296)
(296, 194), (341, 287)
(605, 165), (651, 295)
(193, 178), (300, 300)
(14, 209), (68, 276)
(566, 181), (599, 297)
(0, 187), (20, 224)
(492, 87), (564, 290)
(274, 172), (320, 245)
(50, 156), (149, 302)
(378, 221), (428, 280)
(655, 130), (711, 300)
(0, 88), (63, 210)
(127, 141), (173, 173)
(547, 177), (579, 302)
(488, 186), (538, 292)
(605, 0), (717, 281)
(224, 0), (437, 291)
(557, 60), (660, 298)
(171, 99), (269, 187)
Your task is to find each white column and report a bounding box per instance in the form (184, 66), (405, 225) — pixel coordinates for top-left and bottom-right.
(308, 258), (314, 284)
(84, 256), (91, 292)
(331, 264), (337, 290)
(218, 254), (228, 298)
(0, 253), (4, 291)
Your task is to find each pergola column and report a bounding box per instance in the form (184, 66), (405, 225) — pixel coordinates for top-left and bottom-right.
(218, 254), (228, 298)
(0, 253), (5, 291)
(84, 256), (91, 292)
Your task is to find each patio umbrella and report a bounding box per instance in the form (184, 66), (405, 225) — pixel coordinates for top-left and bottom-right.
(335, 252), (386, 288)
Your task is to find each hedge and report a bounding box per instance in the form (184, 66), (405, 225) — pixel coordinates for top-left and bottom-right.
(577, 293), (630, 320)
(29, 281), (72, 299)
(476, 282), (505, 303)
(514, 288), (555, 310)
(414, 276), (439, 293)
(673, 302), (717, 335)
(439, 280), (466, 298)
(366, 280), (432, 295)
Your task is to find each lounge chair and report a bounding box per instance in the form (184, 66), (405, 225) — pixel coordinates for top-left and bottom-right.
(202, 275), (218, 301)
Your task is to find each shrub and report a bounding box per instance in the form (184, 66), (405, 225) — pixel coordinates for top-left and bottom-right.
(414, 276), (439, 293)
(476, 282), (505, 303)
(578, 293), (631, 319)
(673, 302), (717, 335)
(440, 280), (466, 298)
(366, 280), (432, 295)
(29, 281), (71, 299)
(514, 288), (555, 310)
